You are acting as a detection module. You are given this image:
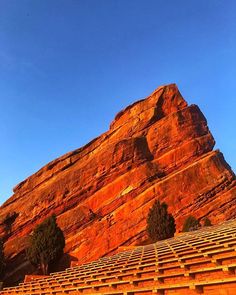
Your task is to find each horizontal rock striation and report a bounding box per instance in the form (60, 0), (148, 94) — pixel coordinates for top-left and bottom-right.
(0, 84), (235, 284)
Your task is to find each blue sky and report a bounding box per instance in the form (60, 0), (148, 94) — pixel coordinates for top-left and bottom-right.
(0, 0), (235, 204)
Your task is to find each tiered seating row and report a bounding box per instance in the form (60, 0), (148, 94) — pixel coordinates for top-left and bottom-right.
(2, 219), (236, 295)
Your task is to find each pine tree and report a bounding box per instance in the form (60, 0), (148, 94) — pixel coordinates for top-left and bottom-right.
(27, 215), (65, 275)
(182, 216), (200, 232)
(146, 200), (176, 242)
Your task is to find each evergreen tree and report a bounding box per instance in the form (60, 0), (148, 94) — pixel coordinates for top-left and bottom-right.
(182, 216), (200, 232)
(146, 200), (176, 242)
(27, 215), (65, 275)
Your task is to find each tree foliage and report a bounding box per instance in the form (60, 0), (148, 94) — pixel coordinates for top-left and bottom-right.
(146, 200), (176, 242)
(26, 215), (65, 275)
(182, 216), (200, 232)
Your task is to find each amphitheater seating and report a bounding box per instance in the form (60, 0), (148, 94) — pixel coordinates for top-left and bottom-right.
(2, 219), (236, 295)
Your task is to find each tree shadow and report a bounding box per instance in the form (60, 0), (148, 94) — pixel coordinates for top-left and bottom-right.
(50, 253), (78, 273)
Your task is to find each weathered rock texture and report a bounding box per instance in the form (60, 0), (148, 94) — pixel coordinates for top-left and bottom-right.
(0, 84), (235, 284)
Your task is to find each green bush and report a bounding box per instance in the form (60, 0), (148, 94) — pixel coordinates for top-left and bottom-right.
(182, 216), (199, 232)
(27, 215), (65, 275)
(146, 200), (176, 242)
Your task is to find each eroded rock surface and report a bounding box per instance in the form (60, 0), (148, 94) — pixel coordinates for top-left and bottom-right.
(1, 84), (235, 284)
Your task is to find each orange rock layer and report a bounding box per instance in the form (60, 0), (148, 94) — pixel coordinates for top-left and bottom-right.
(0, 84), (235, 284)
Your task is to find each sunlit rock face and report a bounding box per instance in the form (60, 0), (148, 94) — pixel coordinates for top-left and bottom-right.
(1, 84), (235, 284)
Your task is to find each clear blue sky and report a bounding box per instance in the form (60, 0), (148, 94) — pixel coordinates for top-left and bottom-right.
(0, 0), (235, 204)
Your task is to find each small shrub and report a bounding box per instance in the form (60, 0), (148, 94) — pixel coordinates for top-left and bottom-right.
(182, 216), (200, 232)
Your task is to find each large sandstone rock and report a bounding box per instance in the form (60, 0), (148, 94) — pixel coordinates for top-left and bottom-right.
(0, 84), (235, 284)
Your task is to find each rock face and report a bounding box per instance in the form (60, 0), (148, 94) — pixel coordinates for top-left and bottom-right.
(1, 84), (235, 284)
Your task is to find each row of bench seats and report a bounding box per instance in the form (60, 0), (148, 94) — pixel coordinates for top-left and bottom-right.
(2, 219), (236, 294)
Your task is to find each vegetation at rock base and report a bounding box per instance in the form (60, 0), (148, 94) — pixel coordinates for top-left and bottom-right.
(182, 215), (200, 232)
(26, 214), (65, 275)
(146, 200), (176, 242)
(203, 217), (212, 227)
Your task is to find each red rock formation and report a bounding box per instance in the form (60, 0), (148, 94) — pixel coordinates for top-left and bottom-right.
(0, 84), (235, 284)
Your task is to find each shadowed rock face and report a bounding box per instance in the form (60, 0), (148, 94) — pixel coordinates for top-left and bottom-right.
(0, 84), (235, 284)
